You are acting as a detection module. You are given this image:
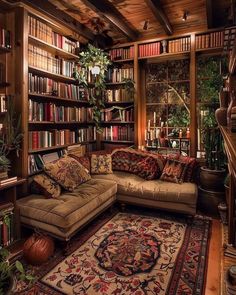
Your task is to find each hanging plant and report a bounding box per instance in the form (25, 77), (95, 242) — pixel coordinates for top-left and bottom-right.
(73, 44), (111, 133)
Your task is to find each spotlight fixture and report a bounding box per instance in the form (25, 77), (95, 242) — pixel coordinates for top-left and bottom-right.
(182, 11), (188, 21)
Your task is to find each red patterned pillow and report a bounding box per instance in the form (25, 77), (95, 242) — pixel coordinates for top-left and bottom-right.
(179, 155), (198, 182)
(111, 149), (131, 172)
(160, 159), (187, 183)
(68, 154), (90, 173)
(131, 155), (162, 180)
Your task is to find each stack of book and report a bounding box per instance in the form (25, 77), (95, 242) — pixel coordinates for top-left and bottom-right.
(0, 202), (14, 247)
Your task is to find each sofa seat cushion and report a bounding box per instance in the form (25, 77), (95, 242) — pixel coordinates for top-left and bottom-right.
(17, 179), (117, 230)
(92, 172), (197, 206)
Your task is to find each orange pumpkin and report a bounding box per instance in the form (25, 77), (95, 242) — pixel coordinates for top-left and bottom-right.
(23, 233), (54, 265)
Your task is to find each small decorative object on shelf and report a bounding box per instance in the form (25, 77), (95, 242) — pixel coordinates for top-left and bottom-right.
(215, 86), (229, 126)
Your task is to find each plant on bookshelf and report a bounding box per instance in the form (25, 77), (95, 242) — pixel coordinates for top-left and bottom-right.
(75, 44), (111, 132)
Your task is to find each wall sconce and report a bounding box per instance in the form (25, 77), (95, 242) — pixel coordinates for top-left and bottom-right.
(182, 11), (188, 21)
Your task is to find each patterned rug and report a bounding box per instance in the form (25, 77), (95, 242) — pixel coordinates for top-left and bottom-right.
(35, 211), (211, 295)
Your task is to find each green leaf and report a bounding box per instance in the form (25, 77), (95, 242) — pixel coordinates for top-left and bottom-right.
(15, 260), (25, 274)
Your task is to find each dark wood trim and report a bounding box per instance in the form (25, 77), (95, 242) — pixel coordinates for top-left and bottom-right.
(190, 33), (197, 157)
(81, 0), (139, 41)
(144, 0), (173, 35)
(206, 0), (213, 29)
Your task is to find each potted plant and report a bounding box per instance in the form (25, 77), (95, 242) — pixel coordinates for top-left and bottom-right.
(74, 44), (111, 133)
(0, 98), (23, 179)
(0, 248), (35, 294)
(200, 120), (226, 192)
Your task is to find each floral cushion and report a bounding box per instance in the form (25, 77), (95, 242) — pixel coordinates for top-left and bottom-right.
(91, 154), (113, 174)
(160, 159), (187, 183)
(44, 156), (91, 191)
(31, 173), (61, 198)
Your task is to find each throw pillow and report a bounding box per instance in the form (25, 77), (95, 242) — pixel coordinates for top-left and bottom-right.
(91, 154), (113, 174)
(160, 159), (187, 183)
(131, 155), (162, 180)
(44, 156), (91, 191)
(31, 173), (61, 198)
(179, 155), (198, 182)
(111, 148), (132, 172)
(68, 154), (91, 173)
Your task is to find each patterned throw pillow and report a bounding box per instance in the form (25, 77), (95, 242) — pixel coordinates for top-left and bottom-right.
(179, 155), (198, 182)
(160, 159), (187, 183)
(31, 173), (61, 198)
(91, 154), (113, 174)
(111, 149), (131, 172)
(129, 153), (161, 180)
(68, 154), (91, 173)
(44, 156), (91, 191)
(111, 148), (165, 179)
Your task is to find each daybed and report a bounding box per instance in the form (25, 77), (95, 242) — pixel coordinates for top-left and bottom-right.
(16, 149), (198, 241)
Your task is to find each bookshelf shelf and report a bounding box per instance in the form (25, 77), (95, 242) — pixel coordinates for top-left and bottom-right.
(0, 46), (10, 53)
(195, 47), (223, 54)
(101, 121), (134, 124)
(138, 51), (190, 60)
(28, 66), (76, 83)
(29, 121), (95, 125)
(29, 35), (80, 60)
(105, 82), (127, 86)
(0, 82), (10, 88)
(104, 101), (133, 105)
(29, 141), (96, 154)
(101, 140), (134, 144)
(28, 93), (89, 104)
(113, 58), (134, 63)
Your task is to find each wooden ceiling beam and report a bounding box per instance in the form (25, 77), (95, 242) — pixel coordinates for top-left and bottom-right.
(21, 0), (95, 41)
(81, 0), (139, 41)
(145, 0), (173, 35)
(206, 0), (213, 28)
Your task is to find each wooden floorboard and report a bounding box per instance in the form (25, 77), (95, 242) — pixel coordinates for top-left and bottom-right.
(205, 219), (221, 295)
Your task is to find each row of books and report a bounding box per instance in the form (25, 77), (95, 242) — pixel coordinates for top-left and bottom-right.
(28, 73), (89, 101)
(0, 27), (11, 49)
(106, 67), (134, 83)
(0, 203), (14, 247)
(108, 47), (134, 61)
(139, 42), (161, 57)
(101, 107), (134, 122)
(105, 88), (133, 102)
(29, 100), (93, 122)
(196, 31), (223, 49)
(0, 94), (7, 112)
(29, 127), (96, 150)
(28, 44), (76, 77)
(168, 37), (190, 53)
(103, 126), (134, 141)
(28, 15), (80, 54)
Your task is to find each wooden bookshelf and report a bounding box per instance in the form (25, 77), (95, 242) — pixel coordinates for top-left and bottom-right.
(12, 7), (97, 178)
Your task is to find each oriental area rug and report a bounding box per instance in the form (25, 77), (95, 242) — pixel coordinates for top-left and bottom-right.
(35, 211), (211, 295)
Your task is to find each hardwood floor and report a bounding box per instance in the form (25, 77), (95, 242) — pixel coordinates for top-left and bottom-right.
(205, 219), (221, 295)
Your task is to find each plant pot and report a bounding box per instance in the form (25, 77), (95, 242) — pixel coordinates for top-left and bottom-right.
(198, 186), (225, 217)
(200, 166), (226, 191)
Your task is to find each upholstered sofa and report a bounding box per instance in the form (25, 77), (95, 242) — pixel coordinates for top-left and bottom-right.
(16, 149), (198, 241)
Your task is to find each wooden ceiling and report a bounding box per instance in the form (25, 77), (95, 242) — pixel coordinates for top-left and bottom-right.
(23, 0), (234, 46)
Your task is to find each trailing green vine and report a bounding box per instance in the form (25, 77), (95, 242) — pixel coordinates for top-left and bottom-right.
(73, 44), (111, 133)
